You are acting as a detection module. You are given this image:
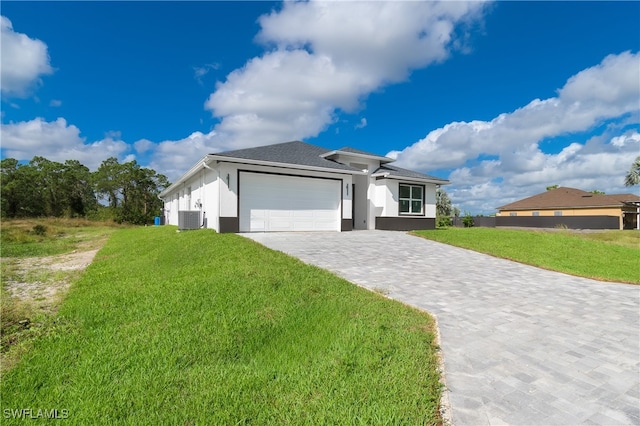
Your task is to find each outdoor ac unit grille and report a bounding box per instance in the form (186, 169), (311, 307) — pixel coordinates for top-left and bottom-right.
(178, 211), (201, 230)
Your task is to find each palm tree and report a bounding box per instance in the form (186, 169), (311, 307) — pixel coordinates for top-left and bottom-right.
(625, 156), (640, 187)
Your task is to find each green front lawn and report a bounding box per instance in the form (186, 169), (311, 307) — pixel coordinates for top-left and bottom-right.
(1, 227), (442, 424)
(414, 227), (640, 284)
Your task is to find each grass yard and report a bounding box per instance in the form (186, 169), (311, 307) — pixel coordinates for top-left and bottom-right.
(414, 227), (640, 284)
(1, 218), (119, 258)
(1, 226), (442, 424)
(1, 219), (121, 372)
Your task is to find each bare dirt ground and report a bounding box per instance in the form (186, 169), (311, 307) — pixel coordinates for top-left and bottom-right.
(2, 241), (105, 313)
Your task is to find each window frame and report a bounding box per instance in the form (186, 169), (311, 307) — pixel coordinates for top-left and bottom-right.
(398, 183), (425, 216)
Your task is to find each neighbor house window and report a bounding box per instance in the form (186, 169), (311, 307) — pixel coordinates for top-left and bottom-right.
(399, 184), (424, 215)
(554, 211), (563, 216)
(510, 212), (517, 217)
(532, 211), (540, 216)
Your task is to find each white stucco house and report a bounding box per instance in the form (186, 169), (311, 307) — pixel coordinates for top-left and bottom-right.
(158, 141), (449, 233)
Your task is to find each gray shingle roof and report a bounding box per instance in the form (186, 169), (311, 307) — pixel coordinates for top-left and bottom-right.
(373, 164), (449, 183)
(212, 141), (360, 172)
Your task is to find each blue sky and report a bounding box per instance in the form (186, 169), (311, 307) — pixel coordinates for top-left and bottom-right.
(2, 1), (639, 213)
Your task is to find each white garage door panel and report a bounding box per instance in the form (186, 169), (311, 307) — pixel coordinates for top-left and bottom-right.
(240, 173), (341, 232)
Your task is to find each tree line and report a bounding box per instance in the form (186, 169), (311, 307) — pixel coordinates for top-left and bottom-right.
(1, 156), (170, 225)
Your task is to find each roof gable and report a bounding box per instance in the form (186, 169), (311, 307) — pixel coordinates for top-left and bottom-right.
(497, 187), (640, 210)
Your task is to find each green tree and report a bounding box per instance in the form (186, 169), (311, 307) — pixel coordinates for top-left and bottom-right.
(62, 160), (97, 216)
(30, 156), (66, 217)
(436, 188), (459, 227)
(93, 157), (169, 224)
(546, 184), (559, 191)
(1, 155), (167, 224)
(1, 159), (45, 217)
(625, 156), (640, 186)
(94, 157), (125, 209)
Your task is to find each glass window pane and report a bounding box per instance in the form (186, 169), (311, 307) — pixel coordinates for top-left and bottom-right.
(400, 199), (409, 213)
(411, 186), (423, 199)
(399, 185), (410, 198)
(411, 200), (422, 213)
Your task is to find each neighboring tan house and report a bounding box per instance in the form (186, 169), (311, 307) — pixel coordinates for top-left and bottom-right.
(496, 187), (640, 230)
(159, 140), (449, 233)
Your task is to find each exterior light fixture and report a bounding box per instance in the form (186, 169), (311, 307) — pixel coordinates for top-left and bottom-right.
(346, 184), (349, 196)
(226, 173), (230, 186)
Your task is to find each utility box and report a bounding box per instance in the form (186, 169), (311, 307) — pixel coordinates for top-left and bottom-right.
(178, 211), (201, 230)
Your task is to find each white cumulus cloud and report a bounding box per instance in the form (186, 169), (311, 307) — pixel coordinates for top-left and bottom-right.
(202, 1), (489, 151)
(0, 117), (130, 170)
(0, 16), (54, 97)
(389, 51), (640, 213)
(145, 130), (219, 180)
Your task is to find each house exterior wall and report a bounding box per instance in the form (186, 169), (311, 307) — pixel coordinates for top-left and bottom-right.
(202, 167), (219, 231)
(162, 160), (354, 233)
(352, 174), (369, 229)
(165, 192), (179, 226)
(374, 178), (438, 218)
(218, 162), (238, 218)
(425, 185), (437, 218)
(163, 168), (220, 231)
(376, 179), (394, 216)
(370, 178), (438, 231)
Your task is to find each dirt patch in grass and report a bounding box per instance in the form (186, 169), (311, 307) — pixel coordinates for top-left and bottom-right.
(3, 247), (101, 310)
(1, 236), (108, 372)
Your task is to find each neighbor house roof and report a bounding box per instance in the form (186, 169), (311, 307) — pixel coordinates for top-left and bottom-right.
(372, 164), (449, 184)
(210, 141), (361, 173)
(497, 187), (640, 211)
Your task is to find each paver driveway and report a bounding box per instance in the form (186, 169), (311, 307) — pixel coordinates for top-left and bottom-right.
(244, 230), (640, 426)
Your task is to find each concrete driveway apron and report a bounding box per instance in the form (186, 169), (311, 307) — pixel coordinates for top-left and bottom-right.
(244, 230), (640, 426)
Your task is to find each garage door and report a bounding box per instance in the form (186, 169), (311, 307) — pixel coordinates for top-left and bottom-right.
(239, 172), (341, 232)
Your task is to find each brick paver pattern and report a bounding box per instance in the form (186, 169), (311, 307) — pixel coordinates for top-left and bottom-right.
(245, 230), (640, 426)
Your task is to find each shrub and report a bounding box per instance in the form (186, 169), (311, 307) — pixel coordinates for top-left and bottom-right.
(462, 213), (474, 228)
(437, 215), (452, 228)
(31, 224), (47, 236)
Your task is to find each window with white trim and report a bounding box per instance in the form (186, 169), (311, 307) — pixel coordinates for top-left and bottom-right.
(399, 184), (423, 215)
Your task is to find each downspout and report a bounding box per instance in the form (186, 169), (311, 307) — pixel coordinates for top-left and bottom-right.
(203, 160), (218, 232)
(156, 193), (165, 224)
(201, 159), (216, 229)
(200, 167), (206, 228)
